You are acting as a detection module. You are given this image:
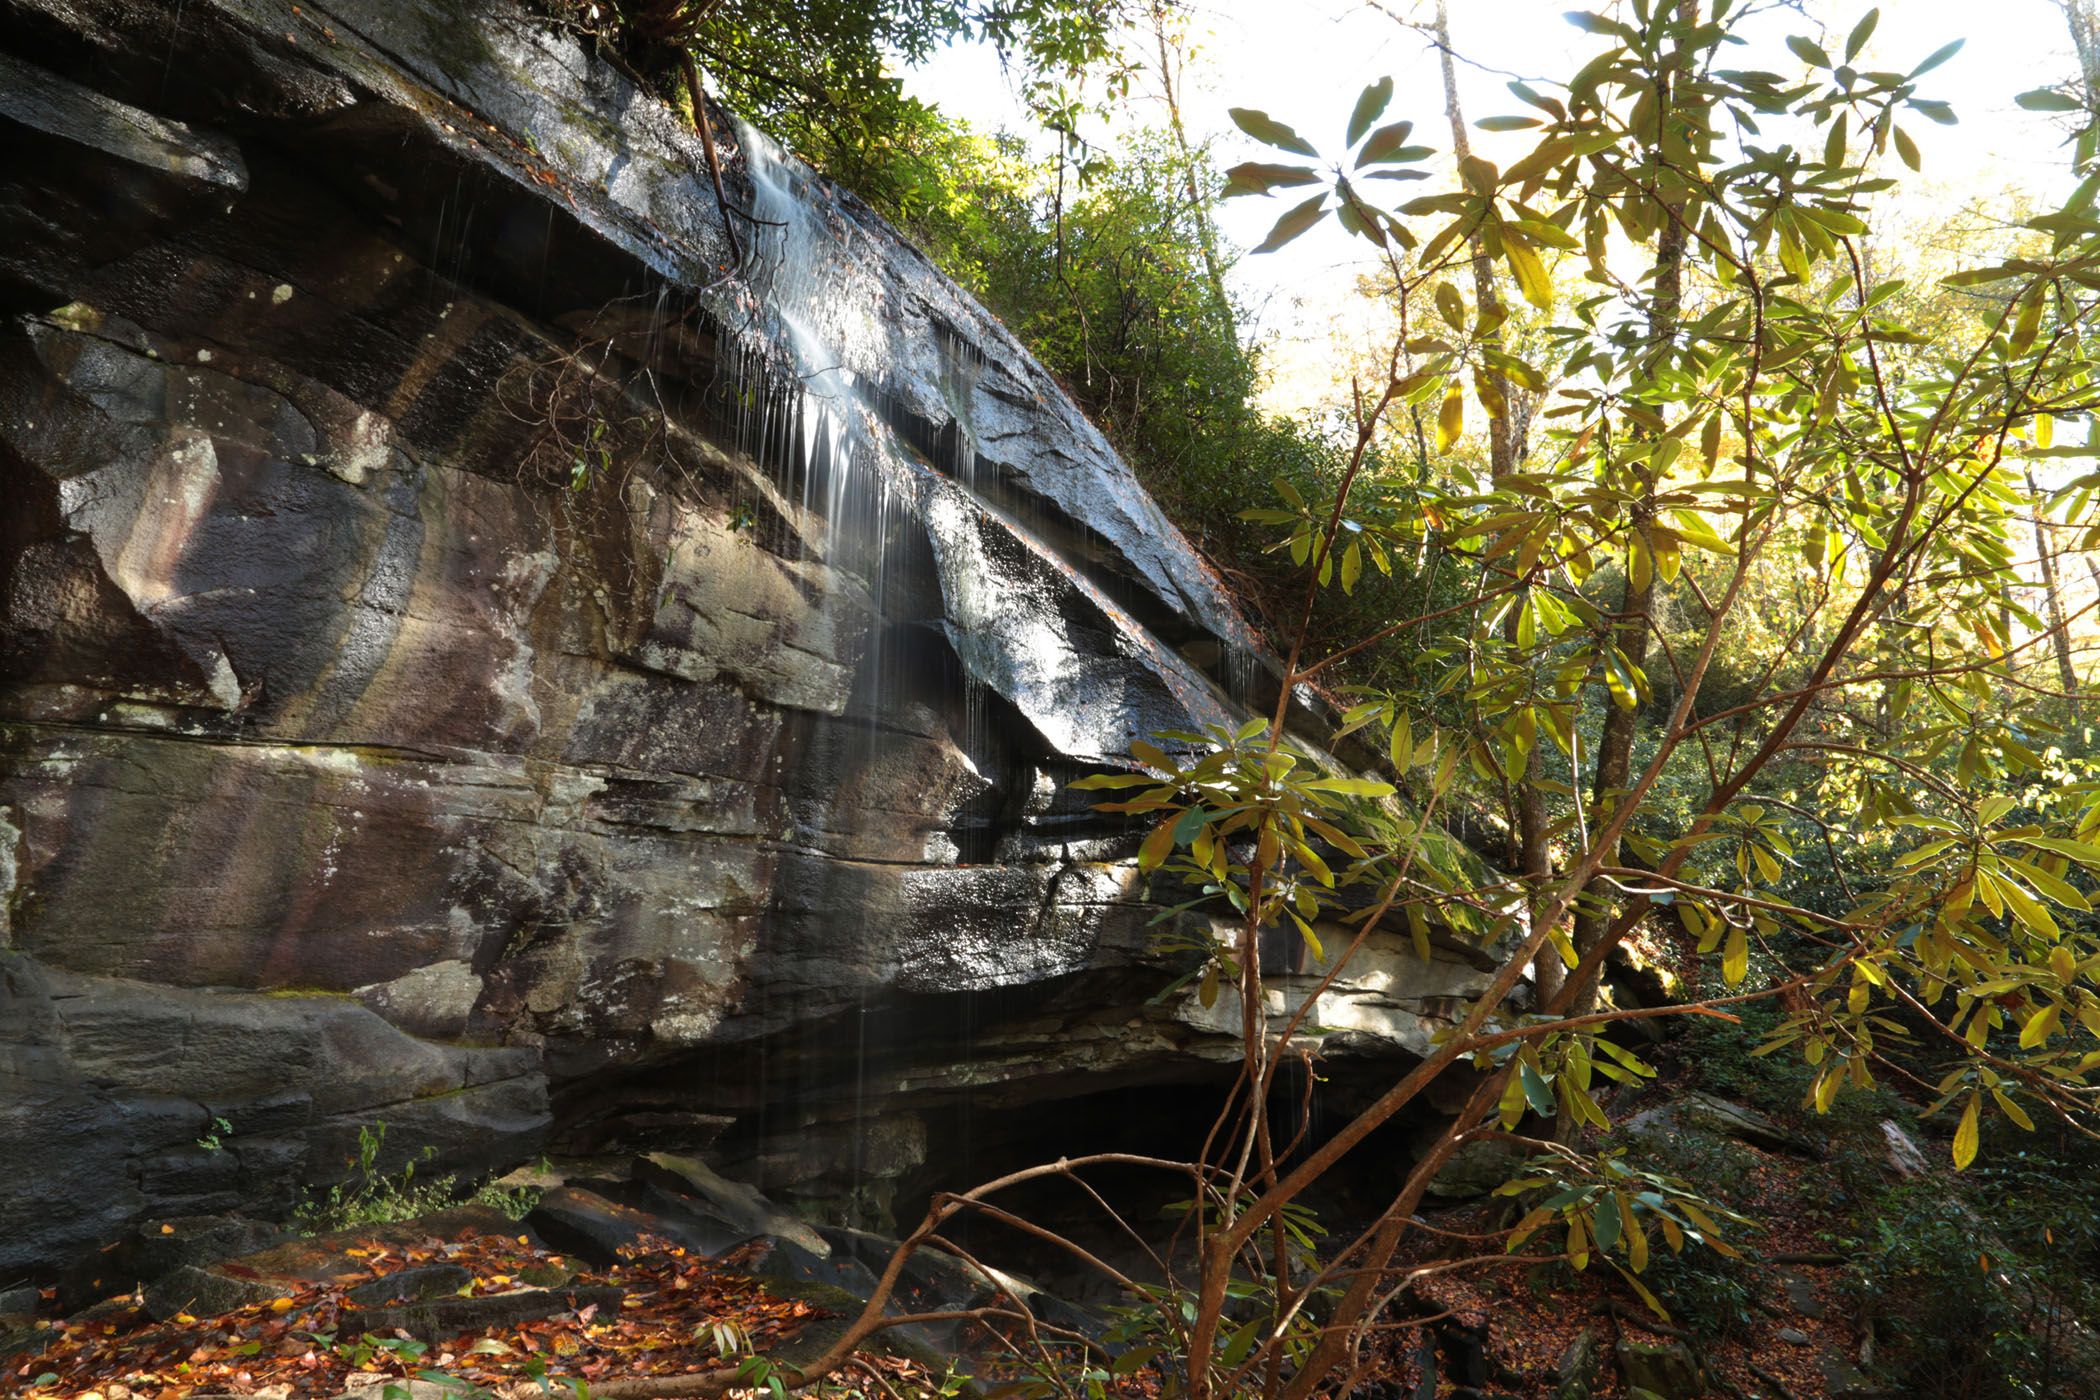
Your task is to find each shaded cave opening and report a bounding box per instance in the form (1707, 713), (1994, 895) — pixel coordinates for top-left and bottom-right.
(548, 977), (1466, 1308)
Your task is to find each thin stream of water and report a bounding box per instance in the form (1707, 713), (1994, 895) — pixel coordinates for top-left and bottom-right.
(691, 121), (1262, 1224)
(730, 122), (918, 1224)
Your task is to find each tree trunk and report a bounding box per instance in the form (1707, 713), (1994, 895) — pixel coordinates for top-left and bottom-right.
(1561, 0), (1698, 1018)
(1150, 2), (1236, 334)
(2061, 0), (2100, 117)
(2028, 466), (2080, 709)
(1423, 0), (1554, 1000)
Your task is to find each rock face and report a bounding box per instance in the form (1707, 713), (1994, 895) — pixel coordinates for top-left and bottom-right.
(0, 0), (1495, 1279)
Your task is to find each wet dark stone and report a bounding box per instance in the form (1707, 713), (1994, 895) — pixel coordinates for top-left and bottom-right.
(58, 1216), (288, 1313)
(1615, 1338), (1705, 1400)
(623, 1184), (749, 1257)
(516, 1261), (576, 1288)
(525, 1186), (730, 1267)
(630, 1153), (826, 1254)
(142, 1264), (282, 1322)
(819, 1225), (994, 1314)
(344, 1264), (474, 1307)
(1556, 1325), (1601, 1400)
(1437, 1316), (1496, 1386)
(1782, 1271), (1829, 1319)
(738, 1234), (883, 1303)
(217, 1206), (543, 1290)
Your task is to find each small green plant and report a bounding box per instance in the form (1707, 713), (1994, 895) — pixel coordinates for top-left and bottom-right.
(697, 1317), (750, 1358)
(196, 1116), (233, 1152)
(294, 1123), (545, 1231)
(569, 417), (612, 492)
(1634, 1240), (1762, 1343)
(1837, 1156), (2100, 1400)
(293, 1123), (455, 1232)
(1495, 1147), (1757, 1324)
(735, 1354), (791, 1400)
(472, 1179), (544, 1220)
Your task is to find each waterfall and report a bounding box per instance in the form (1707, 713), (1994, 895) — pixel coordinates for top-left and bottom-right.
(724, 122), (1248, 764)
(727, 122), (905, 1227)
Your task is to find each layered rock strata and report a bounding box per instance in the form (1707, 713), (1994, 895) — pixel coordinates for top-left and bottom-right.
(0, 0), (1495, 1277)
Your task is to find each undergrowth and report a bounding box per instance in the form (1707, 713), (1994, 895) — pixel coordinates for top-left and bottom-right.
(1628, 979), (2100, 1395)
(293, 1123), (542, 1234)
(1838, 1144), (2100, 1400)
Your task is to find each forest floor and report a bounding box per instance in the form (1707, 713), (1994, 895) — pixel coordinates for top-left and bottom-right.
(4, 1223), (899, 1399)
(1396, 1146), (1870, 1398)
(0, 1121), (1907, 1400)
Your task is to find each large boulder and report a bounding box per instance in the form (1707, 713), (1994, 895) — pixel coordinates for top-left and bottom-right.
(0, 0), (1500, 1277)
(1615, 1338), (1705, 1400)
(1626, 1092), (1815, 1157)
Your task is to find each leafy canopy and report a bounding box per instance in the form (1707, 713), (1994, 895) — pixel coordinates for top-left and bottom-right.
(1050, 0), (2100, 1391)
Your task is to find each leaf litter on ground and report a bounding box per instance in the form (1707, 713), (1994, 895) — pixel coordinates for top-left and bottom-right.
(7, 1223), (867, 1399)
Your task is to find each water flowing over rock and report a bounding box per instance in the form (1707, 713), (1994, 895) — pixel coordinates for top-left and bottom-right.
(0, 0), (1495, 1278)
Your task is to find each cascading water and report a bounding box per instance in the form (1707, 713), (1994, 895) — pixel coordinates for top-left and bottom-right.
(679, 119), (1278, 1226)
(728, 122), (900, 1226)
(728, 126), (1249, 766)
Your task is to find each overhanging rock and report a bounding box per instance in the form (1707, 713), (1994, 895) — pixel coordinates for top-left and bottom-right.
(0, 0), (1497, 1277)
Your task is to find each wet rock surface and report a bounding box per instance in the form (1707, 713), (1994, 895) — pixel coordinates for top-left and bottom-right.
(56, 1216), (289, 1315)
(341, 1281), (626, 1343)
(0, 0), (1498, 1279)
(527, 1184), (741, 1265)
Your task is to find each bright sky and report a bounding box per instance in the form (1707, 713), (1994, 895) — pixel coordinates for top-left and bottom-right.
(906, 0), (2085, 409)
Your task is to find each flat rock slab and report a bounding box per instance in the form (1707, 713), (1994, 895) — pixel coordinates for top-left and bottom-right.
(1627, 1092), (1814, 1156)
(1880, 1118), (1930, 1177)
(59, 1216), (289, 1312)
(820, 1225), (1010, 1314)
(1781, 1271), (1829, 1319)
(143, 1264), (283, 1322)
(734, 1235), (882, 1305)
(213, 1207), (540, 1289)
(1615, 1338), (1705, 1400)
(1425, 1138), (1529, 1199)
(625, 1184), (750, 1257)
(1819, 1349), (1894, 1399)
(340, 1283), (622, 1342)
(344, 1263), (473, 1307)
(526, 1185), (737, 1267)
(635, 1153), (829, 1255)
(126, 1207), (541, 1324)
